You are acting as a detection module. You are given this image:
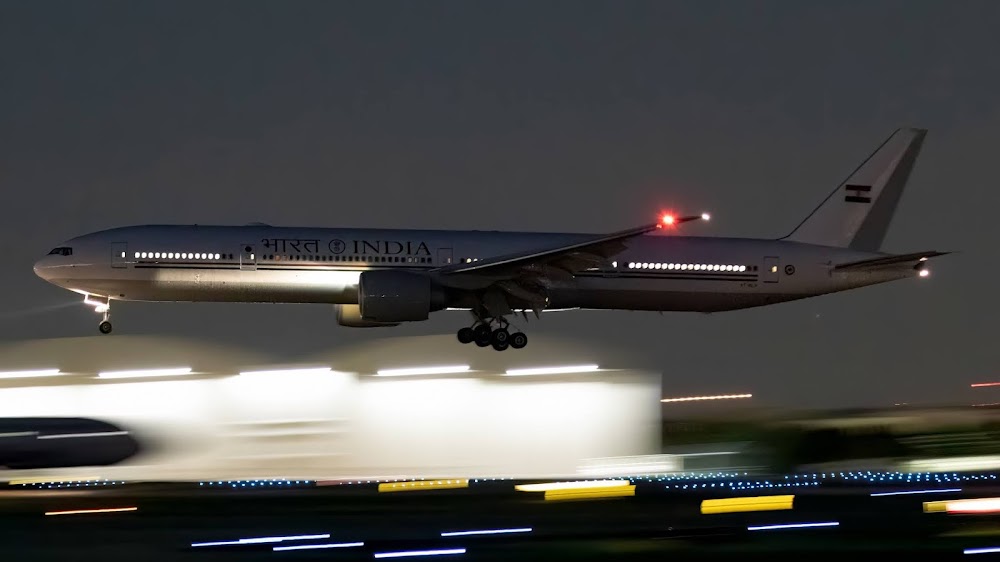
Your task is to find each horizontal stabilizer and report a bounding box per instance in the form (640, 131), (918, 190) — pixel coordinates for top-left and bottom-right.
(833, 251), (950, 272)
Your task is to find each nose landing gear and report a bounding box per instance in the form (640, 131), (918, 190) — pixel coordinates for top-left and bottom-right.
(85, 296), (113, 335)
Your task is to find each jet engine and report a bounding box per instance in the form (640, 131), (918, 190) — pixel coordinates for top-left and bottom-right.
(334, 304), (399, 327)
(358, 270), (443, 323)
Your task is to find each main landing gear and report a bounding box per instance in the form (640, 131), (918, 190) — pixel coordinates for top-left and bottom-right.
(457, 318), (528, 351)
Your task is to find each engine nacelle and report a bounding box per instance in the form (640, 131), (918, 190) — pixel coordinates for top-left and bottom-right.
(335, 304), (399, 327)
(358, 270), (438, 323)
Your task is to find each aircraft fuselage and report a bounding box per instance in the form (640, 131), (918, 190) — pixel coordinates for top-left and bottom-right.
(34, 224), (913, 313)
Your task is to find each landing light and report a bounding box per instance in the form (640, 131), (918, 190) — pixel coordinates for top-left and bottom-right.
(84, 295), (108, 313)
(701, 212), (711, 221)
(919, 269), (930, 277)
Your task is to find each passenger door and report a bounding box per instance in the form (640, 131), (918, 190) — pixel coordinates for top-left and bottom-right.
(111, 242), (128, 268)
(240, 244), (257, 271)
(763, 256), (780, 283)
(437, 248), (453, 265)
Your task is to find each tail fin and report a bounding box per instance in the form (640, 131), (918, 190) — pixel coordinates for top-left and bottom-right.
(782, 127), (928, 251)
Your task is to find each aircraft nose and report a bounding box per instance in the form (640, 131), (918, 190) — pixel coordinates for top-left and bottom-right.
(33, 256), (53, 280)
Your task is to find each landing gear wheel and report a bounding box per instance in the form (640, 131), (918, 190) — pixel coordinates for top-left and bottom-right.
(473, 325), (492, 347)
(457, 327), (475, 344)
(491, 328), (509, 346)
(98, 320), (113, 335)
(492, 339), (510, 351)
(509, 332), (528, 349)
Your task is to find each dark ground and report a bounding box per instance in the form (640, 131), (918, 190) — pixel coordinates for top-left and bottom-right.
(3, 473), (999, 560)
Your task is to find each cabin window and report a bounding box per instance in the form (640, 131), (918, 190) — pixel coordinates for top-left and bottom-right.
(48, 247), (73, 256)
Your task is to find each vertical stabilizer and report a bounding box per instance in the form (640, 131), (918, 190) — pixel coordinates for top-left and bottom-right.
(782, 128), (927, 251)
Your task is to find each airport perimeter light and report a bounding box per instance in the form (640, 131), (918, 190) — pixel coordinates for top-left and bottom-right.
(0, 369), (63, 379)
(503, 364), (601, 376)
(661, 393), (752, 403)
(374, 365), (471, 377)
(97, 367), (193, 379)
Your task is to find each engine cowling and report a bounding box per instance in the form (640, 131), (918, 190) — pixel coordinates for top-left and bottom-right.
(358, 270), (438, 323)
(334, 304), (399, 327)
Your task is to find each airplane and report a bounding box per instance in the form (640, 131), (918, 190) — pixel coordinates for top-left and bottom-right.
(34, 127), (947, 351)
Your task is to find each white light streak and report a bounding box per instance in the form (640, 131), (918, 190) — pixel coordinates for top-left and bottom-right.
(747, 522), (839, 531)
(273, 541), (364, 552)
(374, 365), (470, 377)
(38, 431), (129, 440)
(503, 365), (600, 376)
(97, 367), (193, 379)
(0, 432), (37, 439)
(967, 546), (1000, 555)
(440, 527), (532, 537)
(905, 455), (1000, 472)
(870, 488), (962, 497)
(661, 393), (752, 403)
(239, 367), (332, 377)
(374, 549), (466, 559)
(515, 480), (629, 492)
(0, 369), (63, 379)
(193, 534), (331, 548)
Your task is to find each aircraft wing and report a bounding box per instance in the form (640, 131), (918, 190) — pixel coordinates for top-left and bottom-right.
(435, 214), (706, 279)
(832, 250), (950, 272)
(435, 222), (659, 277)
(432, 215), (707, 317)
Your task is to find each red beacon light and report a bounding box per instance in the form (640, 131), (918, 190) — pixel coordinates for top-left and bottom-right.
(656, 211), (710, 229)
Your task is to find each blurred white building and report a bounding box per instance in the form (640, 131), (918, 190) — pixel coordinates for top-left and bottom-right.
(0, 334), (661, 481)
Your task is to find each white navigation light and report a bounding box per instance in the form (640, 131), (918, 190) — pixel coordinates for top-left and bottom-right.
(97, 367), (193, 379)
(701, 212), (711, 221)
(504, 365), (600, 376)
(374, 365), (471, 377)
(0, 369), (63, 379)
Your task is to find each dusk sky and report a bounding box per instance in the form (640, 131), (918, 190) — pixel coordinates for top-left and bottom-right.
(1, 1), (998, 408)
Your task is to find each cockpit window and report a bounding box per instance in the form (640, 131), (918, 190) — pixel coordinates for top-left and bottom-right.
(48, 247), (73, 256)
